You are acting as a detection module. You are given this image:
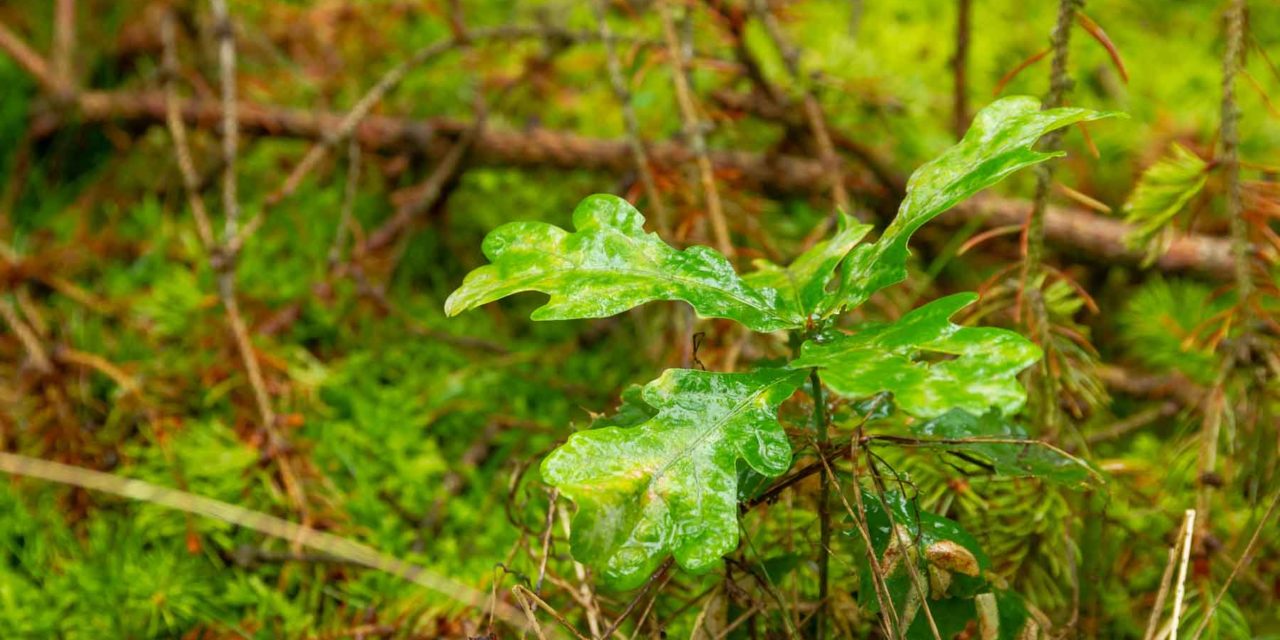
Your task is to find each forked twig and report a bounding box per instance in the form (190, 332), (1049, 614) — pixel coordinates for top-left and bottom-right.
(164, 5), (307, 517)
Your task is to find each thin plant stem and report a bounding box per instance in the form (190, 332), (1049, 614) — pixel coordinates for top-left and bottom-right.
(592, 0), (669, 234)
(656, 0), (733, 257)
(809, 369), (832, 640)
(1023, 0), (1081, 436)
(1170, 509), (1197, 640)
(1188, 491), (1280, 640)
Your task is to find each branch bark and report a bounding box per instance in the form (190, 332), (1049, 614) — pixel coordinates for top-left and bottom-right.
(11, 85), (1248, 279)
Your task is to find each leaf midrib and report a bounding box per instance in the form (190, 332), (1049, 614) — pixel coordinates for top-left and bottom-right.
(639, 373), (795, 505)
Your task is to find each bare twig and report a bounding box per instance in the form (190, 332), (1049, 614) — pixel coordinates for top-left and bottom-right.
(161, 13), (215, 250)
(0, 20), (56, 92)
(807, 371), (832, 640)
(815, 440), (903, 637)
(53, 346), (140, 395)
(328, 136), (361, 268)
(513, 584), (593, 640)
(602, 557), (674, 639)
(5, 81), (1250, 277)
(1221, 0), (1251, 329)
(210, 0), (240, 243)
(749, 0), (852, 245)
(52, 0), (75, 90)
(1085, 403), (1179, 444)
(1023, 0), (1082, 436)
(1142, 537), (1181, 640)
(363, 109), (484, 253)
(863, 446), (943, 640)
(1170, 509), (1197, 640)
(592, 0), (669, 233)
(164, 5), (306, 516)
(558, 505), (603, 638)
(0, 297), (53, 373)
(657, 0), (733, 257)
(534, 488), (558, 597)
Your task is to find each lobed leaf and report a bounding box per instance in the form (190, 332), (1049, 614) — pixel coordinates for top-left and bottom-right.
(743, 212), (873, 320)
(825, 96), (1117, 314)
(444, 194), (802, 331)
(541, 367), (808, 588)
(792, 293), (1040, 418)
(904, 409), (1103, 487)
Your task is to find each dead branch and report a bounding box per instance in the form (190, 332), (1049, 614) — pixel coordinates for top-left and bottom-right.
(2, 77), (1245, 278)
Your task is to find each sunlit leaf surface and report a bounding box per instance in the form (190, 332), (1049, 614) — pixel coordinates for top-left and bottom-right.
(541, 368), (807, 588)
(445, 194), (802, 331)
(793, 293), (1040, 418)
(744, 212), (872, 320)
(827, 96), (1116, 313)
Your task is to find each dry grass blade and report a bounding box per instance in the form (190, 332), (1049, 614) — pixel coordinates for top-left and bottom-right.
(0, 452), (528, 629)
(1170, 509), (1197, 640)
(1188, 492), (1280, 640)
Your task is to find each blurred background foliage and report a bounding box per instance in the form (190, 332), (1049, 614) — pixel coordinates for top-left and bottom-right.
(0, 0), (1277, 637)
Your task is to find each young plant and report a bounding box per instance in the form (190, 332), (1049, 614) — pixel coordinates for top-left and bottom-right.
(446, 97), (1109, 634)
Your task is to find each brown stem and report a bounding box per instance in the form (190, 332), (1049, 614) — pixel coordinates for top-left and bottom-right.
(1024, 0), (1081, 437)
(809, 369), (831, 640)
(4, 81), (1248, 277)
(592, 0), (670, 234)
(52, 0), (75, 89)
(1221, 0), (1252, 338)
(657, 0), (733, 257)
(164, 4), (307, 518)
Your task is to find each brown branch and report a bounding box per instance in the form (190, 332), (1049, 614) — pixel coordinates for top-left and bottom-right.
(364, 111), (483, 254)
(1024, 0), (1082, 438)
(0, 20), (56, 92)
(0, 297), (52, 373)
(1221, 0), (1253, 347)
(14, 86), (1251, 278)
(52, 0), (75, 89)
(711, 88), (905, 202)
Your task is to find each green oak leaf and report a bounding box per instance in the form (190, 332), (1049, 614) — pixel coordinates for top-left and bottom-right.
(744, 212), (873, 320)
(906, 409), (1103, 487)
(444, 194), (801, 331)
(589, 385), (657, 429)
(792, 293), (1040, 418)
(541, 367), (808, 589)
(825, 96), (1117, 314)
